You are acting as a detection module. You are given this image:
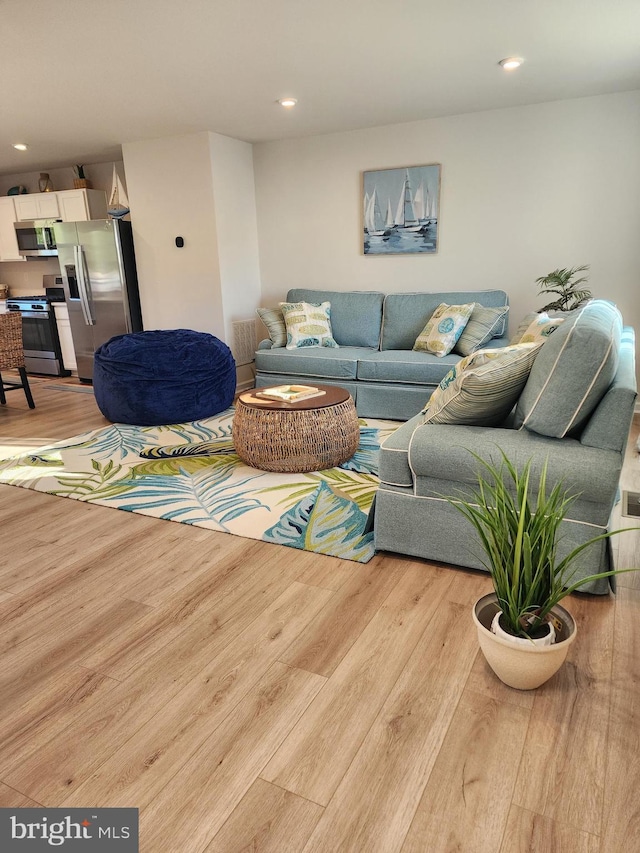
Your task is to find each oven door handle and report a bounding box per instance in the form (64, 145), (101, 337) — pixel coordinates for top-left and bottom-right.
(74, 244), (95, 326)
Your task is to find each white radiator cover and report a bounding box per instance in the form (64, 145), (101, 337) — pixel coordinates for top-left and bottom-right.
(232, 319), (258, 366)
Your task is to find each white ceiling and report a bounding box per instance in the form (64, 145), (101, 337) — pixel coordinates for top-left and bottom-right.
(2, 0), (639, 176)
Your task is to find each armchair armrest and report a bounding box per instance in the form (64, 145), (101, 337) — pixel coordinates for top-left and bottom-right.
(407, 422), (622, 503)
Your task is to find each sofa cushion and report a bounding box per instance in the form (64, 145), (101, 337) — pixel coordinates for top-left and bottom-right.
(455, 304), (510, 356)
(286, 288), (384, 347)
(280, 301), (339, 349)
(255, 345), (375, 380)
(514, 300), (622, 438)
(413, 302), (475, 356)
(422, 343), (542, 426)
(356, 349), (460, 385)
(381, 290), (509, 350)
(256, 306), (287, 347)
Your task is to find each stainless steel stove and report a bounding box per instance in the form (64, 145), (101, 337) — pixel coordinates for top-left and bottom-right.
(6, 295), (70, 376)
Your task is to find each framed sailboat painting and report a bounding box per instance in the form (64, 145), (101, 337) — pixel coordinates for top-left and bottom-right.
(363, 163), (440, 255)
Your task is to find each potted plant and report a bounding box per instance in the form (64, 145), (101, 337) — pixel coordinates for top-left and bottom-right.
(535, 264), (592, 312)
(73, 165), (91, 190)
(447, 451), (636, 690)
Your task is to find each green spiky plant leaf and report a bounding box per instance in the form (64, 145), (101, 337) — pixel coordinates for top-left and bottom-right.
(446, 450), (637, 638)
(535, 264), (592, 311)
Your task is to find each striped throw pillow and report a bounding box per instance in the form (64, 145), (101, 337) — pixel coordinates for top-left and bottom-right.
(256, 306), (287, 347)
(422, 343), (542, 426)
(454, 304), (510, 356)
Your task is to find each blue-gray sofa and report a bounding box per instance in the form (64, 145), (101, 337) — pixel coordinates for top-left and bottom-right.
(255, 288), (511, 421)
(374, 300), (637, 591)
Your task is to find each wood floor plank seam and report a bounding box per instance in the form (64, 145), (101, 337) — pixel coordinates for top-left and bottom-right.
(257, 775), (328, 810)
(0, 781), (45, 808)
(497, 804), (602, 853)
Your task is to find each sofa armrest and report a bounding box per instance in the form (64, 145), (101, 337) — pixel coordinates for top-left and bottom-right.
(407, 422), (622, 502)
(258, 339), (274, 350)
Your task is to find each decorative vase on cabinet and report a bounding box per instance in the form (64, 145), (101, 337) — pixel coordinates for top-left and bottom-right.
(38, 173), (54, 192)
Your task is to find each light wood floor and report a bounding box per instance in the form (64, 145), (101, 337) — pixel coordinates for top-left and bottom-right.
(1, 378), (639, 853)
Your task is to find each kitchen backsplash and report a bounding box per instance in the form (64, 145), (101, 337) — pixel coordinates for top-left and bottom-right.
(0, 257), (60, 297)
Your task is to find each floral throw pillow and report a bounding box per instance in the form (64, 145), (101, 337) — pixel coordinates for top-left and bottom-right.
(280, 301), (339, 350)
(413, 302), (475, 357)
(517, 313), (565, 344)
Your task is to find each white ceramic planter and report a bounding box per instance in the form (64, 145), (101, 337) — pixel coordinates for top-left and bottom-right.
(473, 593), (577, 690)
(490, 611), (556, 646)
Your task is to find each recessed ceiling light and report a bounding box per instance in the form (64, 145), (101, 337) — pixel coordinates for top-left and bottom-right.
(498, 57), (524, 70)
(12, 143), (28, 151)
(277, 97), (297, 108)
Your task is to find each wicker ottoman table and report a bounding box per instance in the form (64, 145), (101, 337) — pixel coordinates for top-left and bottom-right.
(233, 384), (360, 473)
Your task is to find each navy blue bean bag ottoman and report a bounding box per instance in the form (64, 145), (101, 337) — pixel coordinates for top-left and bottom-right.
(93, 329), (236, 425)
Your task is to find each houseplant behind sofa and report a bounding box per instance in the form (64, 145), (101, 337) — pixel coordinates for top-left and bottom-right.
(255, 288), (511, 420)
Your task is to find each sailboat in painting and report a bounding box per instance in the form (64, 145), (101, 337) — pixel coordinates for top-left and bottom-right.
(394, 169), (421, 231)
(365, 188), (387, 236)
(363, 163), (440, 255)
(108, 164), (130, 220)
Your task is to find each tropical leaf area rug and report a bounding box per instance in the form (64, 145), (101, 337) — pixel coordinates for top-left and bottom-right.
(0, 410), (399, 563)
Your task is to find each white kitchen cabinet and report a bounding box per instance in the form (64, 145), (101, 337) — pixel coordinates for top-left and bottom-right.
(53, 302), (77, 370)
(1, 188), (110, 263)
(0, 197), (25, 261)
(57, 189), (108, 222)
(14, 193), (60, 220)
(13, 189), (108, 223)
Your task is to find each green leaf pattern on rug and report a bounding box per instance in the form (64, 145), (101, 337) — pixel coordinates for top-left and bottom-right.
(262, 470), (378, 512)
(92, 461), (269, 530)
(0, 412), (397, 562)
(132, 454), (238, 476)
(263, 481), (374, 561)
(51, 458), (128, 500)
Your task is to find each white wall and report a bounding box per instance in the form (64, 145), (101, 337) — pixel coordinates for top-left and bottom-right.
(208, 132), (262, 385)
(209, 133), (261, 339)
(123, 133), (225, 336)
(254, 91), (640, 358)
(123, 131), (262, 388)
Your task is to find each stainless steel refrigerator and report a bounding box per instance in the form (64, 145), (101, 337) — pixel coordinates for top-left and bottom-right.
(55, 219), (143, 382)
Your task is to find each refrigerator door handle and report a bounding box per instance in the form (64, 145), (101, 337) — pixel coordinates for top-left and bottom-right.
(74, 244), (95, 326)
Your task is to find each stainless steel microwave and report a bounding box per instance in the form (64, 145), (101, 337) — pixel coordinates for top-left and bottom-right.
(14, 219), (61, 257)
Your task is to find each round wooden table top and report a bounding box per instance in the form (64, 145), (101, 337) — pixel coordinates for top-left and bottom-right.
(238, 384), (351, 411)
